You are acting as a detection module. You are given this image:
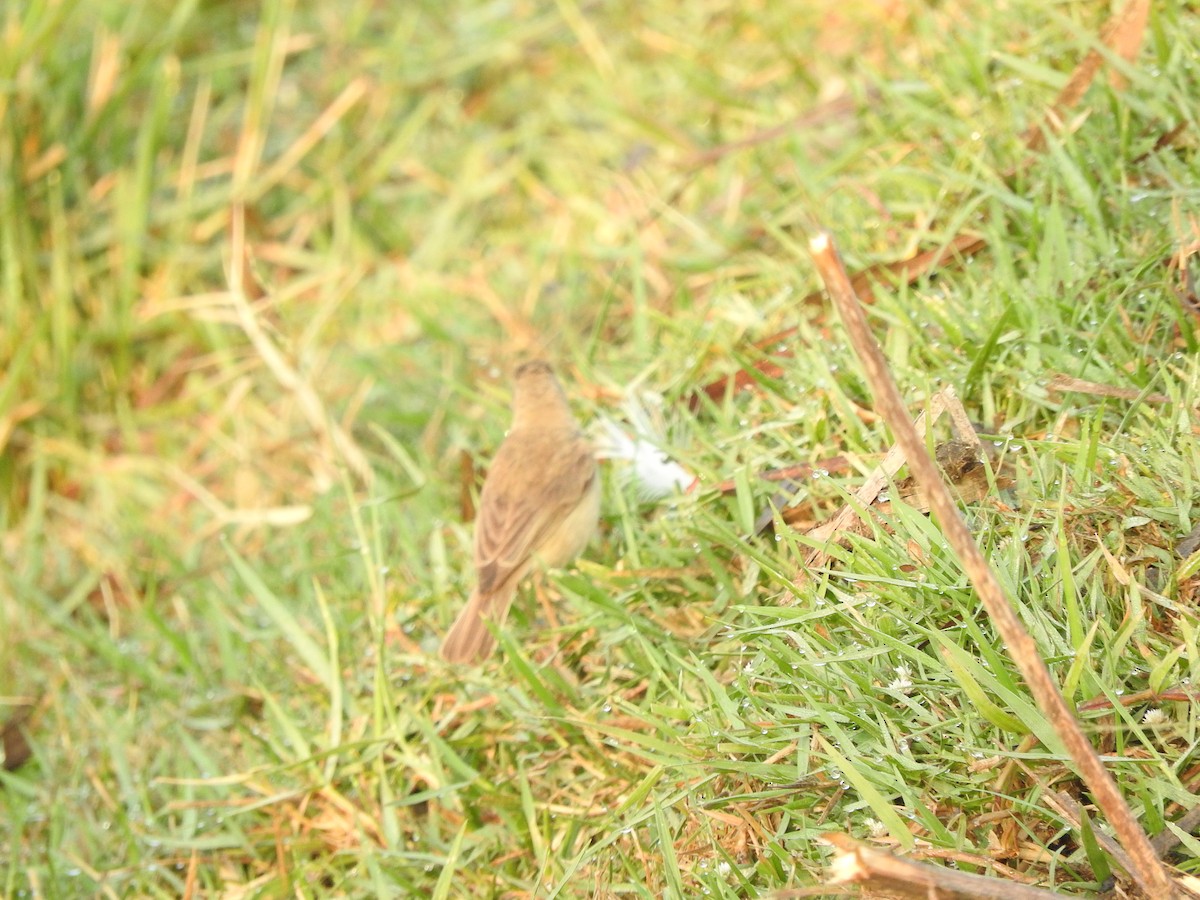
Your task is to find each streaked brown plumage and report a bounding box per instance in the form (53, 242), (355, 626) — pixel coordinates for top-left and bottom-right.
(440, 361), (600, 664)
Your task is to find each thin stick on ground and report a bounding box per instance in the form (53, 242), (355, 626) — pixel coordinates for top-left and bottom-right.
(803, 833), (1068, 900)
(1022, 0), (1151, 150)
(807, 231), (1179, 899)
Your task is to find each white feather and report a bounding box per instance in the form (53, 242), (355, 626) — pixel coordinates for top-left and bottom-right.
(592, 393), (696, 501)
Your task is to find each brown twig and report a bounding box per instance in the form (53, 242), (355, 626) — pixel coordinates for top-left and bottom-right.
(1022, 0), (1151, 151)
(1047, 373), (1169, 404)
(1077, 684), (1200, 713)
(808, 833), (1067, 900)
(808, 231), (1177, 899)
(1132, 121), (1189, 165)
(709, 455), (853, 495)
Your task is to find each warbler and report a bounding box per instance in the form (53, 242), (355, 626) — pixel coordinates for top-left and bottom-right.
(440, 361), (600, 663)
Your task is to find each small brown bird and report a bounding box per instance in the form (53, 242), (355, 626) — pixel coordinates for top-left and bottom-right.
(440, 361), (601, 664)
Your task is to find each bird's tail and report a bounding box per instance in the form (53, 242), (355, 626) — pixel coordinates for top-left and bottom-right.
(440, 585), (517, 664)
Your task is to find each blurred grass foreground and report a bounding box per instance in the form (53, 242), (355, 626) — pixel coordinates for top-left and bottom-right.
(4, 0), (1200, 896)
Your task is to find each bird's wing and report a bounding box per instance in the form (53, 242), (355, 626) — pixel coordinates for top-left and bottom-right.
(473, 431), (596, 595)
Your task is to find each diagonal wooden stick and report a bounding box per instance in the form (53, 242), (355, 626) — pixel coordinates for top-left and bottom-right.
(812, 833), (1067, 899)
(807, 231), (1177, 899)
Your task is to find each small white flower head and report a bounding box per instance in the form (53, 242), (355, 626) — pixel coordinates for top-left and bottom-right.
(1142, 707), (1168, 726)
(887, 665), (914, 693)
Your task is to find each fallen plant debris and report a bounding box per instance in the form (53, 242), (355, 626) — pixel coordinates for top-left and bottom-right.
(1132, 119), (1189, 165)
(807, 833), (1067, 900)
(1046, 373), (1170, 404)
(1021, 0), (1151, 151)
(712, 456), (854, 495)
(1, 704), (34, 774)
(1077, 683), (1200, 713)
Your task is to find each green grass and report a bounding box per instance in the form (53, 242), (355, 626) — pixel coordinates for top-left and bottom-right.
(3, 0), (1200, 895)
